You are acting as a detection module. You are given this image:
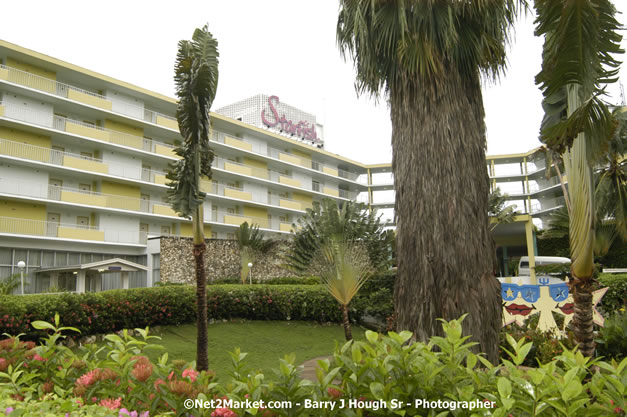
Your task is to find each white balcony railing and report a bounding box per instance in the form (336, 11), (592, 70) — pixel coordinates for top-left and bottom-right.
(0, 64), (178, 130)
(0, 215), (141, 245)
(0, 100), (176, 155)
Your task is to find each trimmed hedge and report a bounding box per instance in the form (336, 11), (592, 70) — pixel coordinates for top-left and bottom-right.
(0, 285), (353, 339)
(597, 273), (627, 314)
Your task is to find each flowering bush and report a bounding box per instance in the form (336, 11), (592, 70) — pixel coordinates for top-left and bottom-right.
(1, 315), (625, 416)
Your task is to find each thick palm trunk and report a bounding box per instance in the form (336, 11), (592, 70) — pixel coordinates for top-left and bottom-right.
(391, 67), (501, 363)
(341, 304), (352, 341)
(570, 277), (595, 356)
(193, 206), (209, 371)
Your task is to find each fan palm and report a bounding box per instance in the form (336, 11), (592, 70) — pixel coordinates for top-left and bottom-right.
(534, 0), (622, 356)
(166, 25), (219, 371)
(337, 0), (523, 362)
(235, 222), (270, 284)
(316, 240), (373, 341)
(285, 198), (393, 274)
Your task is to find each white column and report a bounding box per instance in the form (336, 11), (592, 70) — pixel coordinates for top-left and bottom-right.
(121, 271), (129, 290)
(94, 274), (102, 292)
(76, 271), (86, 293)
(50, 272), (58, 288)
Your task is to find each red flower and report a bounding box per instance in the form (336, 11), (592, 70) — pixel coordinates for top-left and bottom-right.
(327, 387), (342, 399)
(99, 397), (122, 410)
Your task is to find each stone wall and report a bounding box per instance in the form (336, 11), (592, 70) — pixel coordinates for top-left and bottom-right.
(159, 237), (297, 284)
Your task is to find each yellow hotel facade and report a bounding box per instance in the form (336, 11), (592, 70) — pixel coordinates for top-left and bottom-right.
(0, 40), (560, 292)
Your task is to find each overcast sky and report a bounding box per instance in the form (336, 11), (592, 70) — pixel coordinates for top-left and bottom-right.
(2, 1), (626, 164)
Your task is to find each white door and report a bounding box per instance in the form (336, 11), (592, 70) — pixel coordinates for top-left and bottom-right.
(48, 179), (62, 200)
(46, 213), (60, 236)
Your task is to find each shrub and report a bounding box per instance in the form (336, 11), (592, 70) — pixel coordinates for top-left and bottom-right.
(597, 273), (627, 315)
(596, 312), (627, 360)
(0, 285), (356, 340)
(1, 316), (625, 417)
(500, 322), (577, 366)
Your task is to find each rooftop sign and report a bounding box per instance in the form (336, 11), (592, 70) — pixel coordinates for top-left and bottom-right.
(261, 96), (320, 144)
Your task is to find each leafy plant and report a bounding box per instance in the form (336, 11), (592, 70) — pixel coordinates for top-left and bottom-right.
(285, 198), (394, 274)
(315, 240), (374, 340)
(235, 222), (272, 284)
(596, 312), (627, 361)
(0, 274), (21, 296)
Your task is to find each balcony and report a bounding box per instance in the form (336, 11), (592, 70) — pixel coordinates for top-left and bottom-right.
(0, 138), (166, 183)
(210, 130), (362, 182)
(211, 210), (291, 232)
(0, 64), (179, 131)
(0, 215), (140, 245)
(0, 101), (178, 156)
(199, 181), (305, 211)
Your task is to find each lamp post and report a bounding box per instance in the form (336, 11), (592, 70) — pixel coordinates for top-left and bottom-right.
(17, 260), (25, 295)
(248, 262), (253, 285)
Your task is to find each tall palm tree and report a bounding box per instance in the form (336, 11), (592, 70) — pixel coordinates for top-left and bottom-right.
(166, 25), (219, 371)
(337, 1), (522, 362)
(534, 0), (622, 356)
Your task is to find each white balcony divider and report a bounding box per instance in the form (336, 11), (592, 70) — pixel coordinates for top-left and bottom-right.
(0, 64), (177, 128)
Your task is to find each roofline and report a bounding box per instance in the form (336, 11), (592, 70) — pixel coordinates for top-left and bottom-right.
(0, 39), (176, 105)
(36, 257), (148, 273)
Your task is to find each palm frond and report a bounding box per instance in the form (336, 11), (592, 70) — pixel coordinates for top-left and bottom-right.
(167, 25), (219, 219)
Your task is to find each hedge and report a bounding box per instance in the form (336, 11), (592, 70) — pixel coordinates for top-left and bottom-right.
(0, 285), (354, 339)
(597, 273), (627, 314)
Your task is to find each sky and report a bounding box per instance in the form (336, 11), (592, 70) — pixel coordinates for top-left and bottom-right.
(1, 1), (626, 164)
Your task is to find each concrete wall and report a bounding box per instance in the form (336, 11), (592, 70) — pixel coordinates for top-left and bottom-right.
(159, 237), (297, 283)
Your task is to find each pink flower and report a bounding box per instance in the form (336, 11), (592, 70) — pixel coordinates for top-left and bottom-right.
(167, 371), (175, 381)
(182, 368), (199, 382)
(99, 397), (122, 410)
(77, 369), (100, 387)
(211, 408), (236, 417)
(33, 354), (45, 361)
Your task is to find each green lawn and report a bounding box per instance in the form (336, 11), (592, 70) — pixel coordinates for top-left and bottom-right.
(141, 320), (365, 380)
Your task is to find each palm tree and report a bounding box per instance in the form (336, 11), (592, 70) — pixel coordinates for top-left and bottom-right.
(235, 222), (271, 284)
(166, 25), (219, 371)
(315, 240), (374, 341)
(337, 1), (522, 363)
(534, 0), (622, 356)
(488, 188), (517, 232)
(285, 198), (393, 274)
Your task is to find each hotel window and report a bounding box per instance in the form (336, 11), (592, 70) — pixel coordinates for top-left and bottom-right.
(311, 161), (320, 171)
(78, 184), (91, 193)
(312, 180), (320, 192)
(160, 226), (171, 235)
(211, 232), (218, 239)
(80, 151), (92, 160)
(227, 233), (235, 240)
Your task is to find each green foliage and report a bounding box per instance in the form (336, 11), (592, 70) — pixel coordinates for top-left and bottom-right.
(166, 25), (219, 220)
(235, 222), (272, 284)
(500, 322), (577, 367)
(210, 276), (321, 285)
(286, 198), (394, 274)
(0, 285), (360, 339)
(337, 0), (522, 96)
(489, 188), (518, 231)
(2, 316), (625, 417)
(0, 274), (21, 296)
(597, 273), (627, 315)
(596, 312), (627, 361)
(535, 0), (622, 153)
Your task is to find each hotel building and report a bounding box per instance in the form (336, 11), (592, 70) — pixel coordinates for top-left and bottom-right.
(0, 40), (561, 292)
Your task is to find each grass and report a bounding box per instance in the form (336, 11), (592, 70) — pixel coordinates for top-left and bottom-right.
(141, 320), (365, 380)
